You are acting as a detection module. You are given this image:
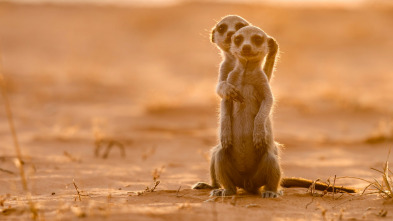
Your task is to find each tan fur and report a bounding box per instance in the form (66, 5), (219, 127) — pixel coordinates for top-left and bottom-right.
(227, 26), (275, 152)
(211, 15), (279, 151)
(210, 26), (281, 198)
(193, 16), (281, 197)
(213, 15), (250, 150)
(192, 17), (358, 195)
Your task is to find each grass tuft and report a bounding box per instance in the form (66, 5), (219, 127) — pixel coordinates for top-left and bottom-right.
(338, 148), (393, 199)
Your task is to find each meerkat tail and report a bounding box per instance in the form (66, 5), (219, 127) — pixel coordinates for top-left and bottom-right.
(192, 182), (215, 189)
(281, 177), (357, 193)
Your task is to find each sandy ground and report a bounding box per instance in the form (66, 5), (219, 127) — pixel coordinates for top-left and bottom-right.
(1, 1), (393, 220)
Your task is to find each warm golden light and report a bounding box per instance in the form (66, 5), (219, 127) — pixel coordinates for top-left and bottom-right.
(0, 0), (392, 220)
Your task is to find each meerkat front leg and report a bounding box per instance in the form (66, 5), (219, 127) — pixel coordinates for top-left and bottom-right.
(210, 147), (239, 196)
(253, 80), (274, 149)
(251, 151), (282, 198)
(219, 99), (233, 149)
(216, 81), (244, 102)
(218, 66), (243, 149)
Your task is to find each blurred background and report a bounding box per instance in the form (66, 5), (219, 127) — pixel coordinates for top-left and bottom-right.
(1, 0), (393, 142)
(1, 0), (393, 200)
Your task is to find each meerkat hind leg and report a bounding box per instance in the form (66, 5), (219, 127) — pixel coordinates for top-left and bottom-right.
(262, 191), (279, 198)
(252, 152), (282, 198)
(210, 188), (236, 197)
(210, 147), (239, 196)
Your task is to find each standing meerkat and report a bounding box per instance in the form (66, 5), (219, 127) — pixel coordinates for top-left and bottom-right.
(212, 15), (278, 151)
(193, 23), (357, 195)
(192, 15), (278, 191)
(210, 26), (281, 198)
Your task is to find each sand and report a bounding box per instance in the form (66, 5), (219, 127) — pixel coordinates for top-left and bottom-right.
(1, 1), (393, 220)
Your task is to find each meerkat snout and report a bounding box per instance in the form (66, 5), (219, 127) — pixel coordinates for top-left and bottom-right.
(241, 44), (252, 53)
(231, 26), (268, 61)
(225, 31), (235, 43)
(211, 15), (249, 51)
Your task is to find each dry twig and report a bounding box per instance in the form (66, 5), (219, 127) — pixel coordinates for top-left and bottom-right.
(0, 168), (14, 175)
(94, 138), (126, 159)
(64, 151), (81, 163)
(73, 179), (82, 201)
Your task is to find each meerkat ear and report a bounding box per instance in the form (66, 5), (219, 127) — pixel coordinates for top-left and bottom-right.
(211, 28), (216, 43)
(267, 37), (279, 55)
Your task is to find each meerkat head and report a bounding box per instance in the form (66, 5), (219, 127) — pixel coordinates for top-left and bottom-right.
(211, 15), (249, 52)
(230, 26), (269, 62)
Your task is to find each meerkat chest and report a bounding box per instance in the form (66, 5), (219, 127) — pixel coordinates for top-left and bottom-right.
(236, 73), (265, 104)
(232, 83), (261, 125)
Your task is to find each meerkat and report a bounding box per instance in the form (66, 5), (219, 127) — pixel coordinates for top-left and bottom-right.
(209, 26), (281, 198)
(213, 15), (249, 152)
(211, 15), (278, 150)
(192, 15), (279, 191)
(193, 25), (357, 196)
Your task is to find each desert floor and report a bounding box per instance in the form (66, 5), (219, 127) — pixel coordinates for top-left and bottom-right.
(1, 1), (393, 220)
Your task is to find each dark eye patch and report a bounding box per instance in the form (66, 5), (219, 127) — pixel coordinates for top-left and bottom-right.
(217, 24), (228, 34)
(235, 23), (246, 30)
(252, 35), (265, 46)
(234, 35), (244, 46)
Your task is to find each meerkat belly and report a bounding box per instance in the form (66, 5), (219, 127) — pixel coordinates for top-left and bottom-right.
(231, 84), (261, 172)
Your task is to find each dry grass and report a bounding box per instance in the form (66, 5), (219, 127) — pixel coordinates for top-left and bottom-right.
(135, 166), (165, 196)
(92, 120), (127, 159)
(94, 138), (126, 159)
(363, 150), (393, 198)
(338, 148), (393, 199)
(0, 60), (38, 219)
(72, 179), (90, 201)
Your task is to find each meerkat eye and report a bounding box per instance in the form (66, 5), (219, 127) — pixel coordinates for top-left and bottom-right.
(252, 35), (265, 46)
(217, 24), (228, 34)
(234, 35), (244, 46)
(235, 23), (246, 30)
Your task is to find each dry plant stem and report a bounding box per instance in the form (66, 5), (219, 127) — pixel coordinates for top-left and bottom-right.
(305, 197), (315, 209)
(94, 138), (126, 159)
(103, 140), (125, 159)
(333, 175), (336, 200)
(0, 72), (38, 220)
(339, 148), (393, 198)
(64, 151), (80, 163)
(150, 181), (160, 192)
(73, 179), (82, 201)
(309, 179), (320, 196)
(0, 168), (14, 174)
(176, 186), (182, 197)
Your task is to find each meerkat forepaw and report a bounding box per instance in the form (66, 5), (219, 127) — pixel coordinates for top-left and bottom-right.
(222, 82), (243, 103)
(229, 89), (244, 103)
(210, 189), (236, 197)
(261, 191), (279, 198)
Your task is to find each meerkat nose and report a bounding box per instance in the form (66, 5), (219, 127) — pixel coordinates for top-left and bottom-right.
(242, 44), (252, 52)
(227, 31), (235, 38)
